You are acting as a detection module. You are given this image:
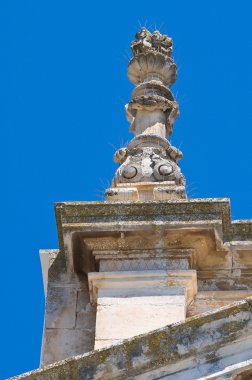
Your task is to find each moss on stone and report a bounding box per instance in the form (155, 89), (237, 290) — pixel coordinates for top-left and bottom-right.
(9, 285), (252, 379)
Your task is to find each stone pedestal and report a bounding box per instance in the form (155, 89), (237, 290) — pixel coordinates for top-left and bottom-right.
(88, 270), (197, 349)
(106, 181), (186, 201)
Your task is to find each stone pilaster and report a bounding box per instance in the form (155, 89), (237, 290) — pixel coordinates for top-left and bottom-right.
(88, 270), (197, 349)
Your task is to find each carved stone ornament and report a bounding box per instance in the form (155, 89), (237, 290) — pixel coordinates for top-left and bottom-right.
(113, 143), (184, 186)
(108, 28), (186, 200)
(128, 52), (177, 86)
(130, 28), (173, 58)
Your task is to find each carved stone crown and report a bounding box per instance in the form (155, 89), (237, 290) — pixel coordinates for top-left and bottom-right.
(106, 28), (186, 202)
(131, 28), (173, 57)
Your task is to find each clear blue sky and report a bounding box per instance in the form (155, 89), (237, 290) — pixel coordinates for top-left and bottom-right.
(1, 1), (252, 378)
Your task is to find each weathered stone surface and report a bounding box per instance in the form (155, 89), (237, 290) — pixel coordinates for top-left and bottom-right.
(113, 143), (185, 188)
(9, 28), (252, 380)
(35, 198), (249, 370)
(88, 270), (196, 349)
(53, 199), (252, 288)
(76, 288), (92, 313)
(95, 293), (185, 349)
(45, 286), (77, 329)
(76, 289), (96, 330)
(40, 251), (96, 366)
(40, 250), (68, 294)
(40, 328), (95, 367)
(105, 28), (185, 201)
(233, 364), (252, 379)
(107, 182), (186, 202)
(23, 29), (252, 380)
(99, 258), (189, 271)
(9, 298), (252, 380)
(130, 28), (173, 60)
(105, 187), (139, 201)
(187, 291), (252, 316)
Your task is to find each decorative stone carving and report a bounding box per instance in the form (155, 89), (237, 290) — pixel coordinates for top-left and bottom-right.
(130, 27), (152, 56)
(113, 147), (128, 164)
(128, 52), (177, 86)
(130, 27), (173, 58)
(113, 145), (184, 185)
(108, 28), (186, 200)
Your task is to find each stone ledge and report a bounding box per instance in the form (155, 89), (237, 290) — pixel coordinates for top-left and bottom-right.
(9, 297), (252, 380)
(88, 270), (197, 305)
(54, 198), (252, 253)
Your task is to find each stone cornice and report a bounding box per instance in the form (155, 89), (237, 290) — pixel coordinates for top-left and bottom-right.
(54, 198), (252, 253)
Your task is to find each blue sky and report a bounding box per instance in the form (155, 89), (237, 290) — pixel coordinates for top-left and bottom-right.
(1, 1), (252, 378)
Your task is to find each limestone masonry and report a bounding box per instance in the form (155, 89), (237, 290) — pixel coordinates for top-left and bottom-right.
(10, 29), (252, 380)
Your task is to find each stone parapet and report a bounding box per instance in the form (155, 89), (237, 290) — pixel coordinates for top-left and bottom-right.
(9, 298), (252, 380)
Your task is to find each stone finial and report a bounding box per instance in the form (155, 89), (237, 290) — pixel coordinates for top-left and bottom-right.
(130, 28), (173, 57)
(106, 28), (186, 202)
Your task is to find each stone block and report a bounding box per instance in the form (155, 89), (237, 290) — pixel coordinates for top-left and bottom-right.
(99, 258), (189, 271)
(76, 307), (96, 330)
(153, 185), (186, 200)
(233, 249), (252, 269)
(76, 287), (91, 312)
(187, 290), (252, 316)
(41, 328), (95, 366)
(105, 187), (138, 201)
(40, 250), (68, 295)
(88, 270), (196, 349)
(76, 288), (96, 329)
(45, 286), (77, 329)
(95, 294), (185, 348)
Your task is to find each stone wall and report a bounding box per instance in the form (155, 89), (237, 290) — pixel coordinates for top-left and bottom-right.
(40, 250), (96, 366)
(9, 298), (252, 380)
(40, 198), (252, 365)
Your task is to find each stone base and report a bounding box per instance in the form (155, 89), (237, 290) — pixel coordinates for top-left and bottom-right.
(106, 182), (186, 202)
(88, 270), (197, 349)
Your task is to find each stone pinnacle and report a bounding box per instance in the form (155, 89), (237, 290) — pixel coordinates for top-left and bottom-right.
(106, 28), (186, 201)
